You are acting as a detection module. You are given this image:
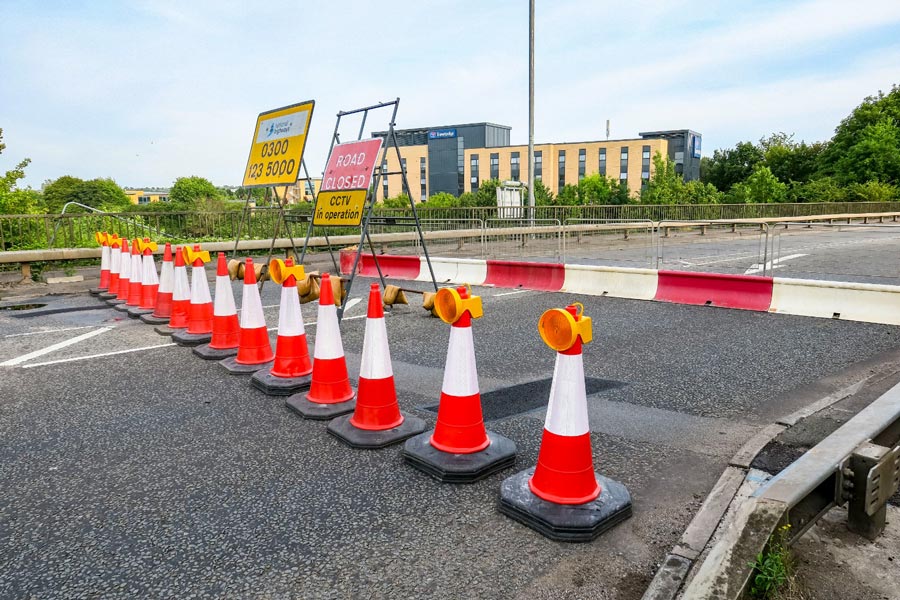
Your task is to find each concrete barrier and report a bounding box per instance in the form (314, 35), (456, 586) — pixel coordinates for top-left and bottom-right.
(562, 264), (659, 300)
(355, 254), (421, 280)
(655, 271), (774, 311)
(484, 260), (565, 291)
(416, 257), (487, 285)
(770, 277), (900, 325)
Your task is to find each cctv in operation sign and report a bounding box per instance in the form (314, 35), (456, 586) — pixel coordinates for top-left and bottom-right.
(313, 138), (383, 226)
(242, 100), (315, 188)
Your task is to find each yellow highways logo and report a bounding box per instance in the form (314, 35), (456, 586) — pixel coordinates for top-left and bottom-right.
(434, 284), (483, 324)
(182, 246), (211, 265)
(538, 302), (593, 352)
(268, 258), (305, 284)
(136, 238), (158, 254)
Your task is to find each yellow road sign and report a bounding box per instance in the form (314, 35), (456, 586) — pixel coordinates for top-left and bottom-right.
(313, 190), (368, 226)
(242, 100), (314, 187)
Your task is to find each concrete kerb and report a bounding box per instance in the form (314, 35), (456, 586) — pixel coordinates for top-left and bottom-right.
(641, 375), (881, 600)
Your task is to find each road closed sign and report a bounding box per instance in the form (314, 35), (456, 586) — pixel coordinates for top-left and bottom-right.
(313, 138), (383, 226)
(242, 100), (315, 188)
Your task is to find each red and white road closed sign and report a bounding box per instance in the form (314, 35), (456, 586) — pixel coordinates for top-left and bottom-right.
(321, 138), (383, 192)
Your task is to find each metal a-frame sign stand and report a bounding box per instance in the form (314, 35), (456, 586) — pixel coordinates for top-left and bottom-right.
(297, 98), (438, 322)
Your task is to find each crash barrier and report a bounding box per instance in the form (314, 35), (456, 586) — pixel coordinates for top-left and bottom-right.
(342, 253), (900, 326)
(684, 380), (900, 599)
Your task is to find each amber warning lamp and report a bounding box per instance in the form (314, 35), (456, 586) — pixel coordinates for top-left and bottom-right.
(538, 302), (593, 352)
(182, 245), (211, 265)
(433, 284), (483, 324)
(268, 257), (305, 284)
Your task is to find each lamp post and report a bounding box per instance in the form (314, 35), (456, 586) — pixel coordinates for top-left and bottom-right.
(527, 0), (535, 226)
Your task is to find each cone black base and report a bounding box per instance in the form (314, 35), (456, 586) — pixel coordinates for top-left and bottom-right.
(106, 298), (126, 306)
(113, 303), (134, 312)
(140, 313), (170, 325)
(193, 344), (238, 360)
(498, 468), (632, 542)
(172, 330), (213, 346)
(127, 306), (154, 318)
(402, 430), (517, 483)
(328, 412), (427, 449)
(153, 325), (183, 336)
(218, 356), (274, 375)
(98, 291), (118, 299)
(285, 394), (356, 420)
(89, 288), (105, 295)
(249, 371), (312, 396)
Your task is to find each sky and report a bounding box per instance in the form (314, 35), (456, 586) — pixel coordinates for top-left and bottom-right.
(1, 0), (899, 190)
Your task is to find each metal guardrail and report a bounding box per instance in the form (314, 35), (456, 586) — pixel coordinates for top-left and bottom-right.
(684, 382), (900, 599)
(562, 219), (655, 267)
(656, 220), (771, 275)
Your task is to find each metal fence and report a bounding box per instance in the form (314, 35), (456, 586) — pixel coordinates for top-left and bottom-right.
(656, 220), (771, 275)
(562, 219), (655, 268)
(484, 218), (563, 262)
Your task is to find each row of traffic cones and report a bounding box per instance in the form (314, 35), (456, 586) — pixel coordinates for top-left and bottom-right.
(89, 231), (632, 542)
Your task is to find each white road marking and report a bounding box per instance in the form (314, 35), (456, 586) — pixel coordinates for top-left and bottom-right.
(342, 297), (362, 315)
(0, 327), (113, 367)
(744, 253), (808, 275)
(4, 325), (99, 338)
(20, 343), (176, 369)
(494, 289), (531, 297)
(266, 313), (366, 331)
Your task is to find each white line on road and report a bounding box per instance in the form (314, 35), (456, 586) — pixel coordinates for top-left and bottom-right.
(744, 253), (808, 275)
(342, 297), (362, 315)
(265, 313), (367, 331)
(4, 325), (99, 338)
(494, 289), (531, 297)
(21, 343), (176, 369)
(0, 327), (113, 367)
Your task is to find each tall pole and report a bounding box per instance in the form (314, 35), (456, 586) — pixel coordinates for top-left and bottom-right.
(527, 0), (535, 224)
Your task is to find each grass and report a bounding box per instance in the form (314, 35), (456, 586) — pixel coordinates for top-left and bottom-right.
(749, 524), (807, 600)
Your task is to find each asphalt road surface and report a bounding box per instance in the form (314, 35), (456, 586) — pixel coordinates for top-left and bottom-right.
(2, 273), (900, 599)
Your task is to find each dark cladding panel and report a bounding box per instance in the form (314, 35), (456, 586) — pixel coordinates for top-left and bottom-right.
(428, 136), (462, 196)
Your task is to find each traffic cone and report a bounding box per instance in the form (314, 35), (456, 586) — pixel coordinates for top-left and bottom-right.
(173, 245), (214, 346)
(499, 304), (632, 542)
(89, 232), (110, 295)
(219, 258), (275, 374)
(194, 252), (241, 360)
(106, 238), (130, 305)
(251, 258), (314, 395)
(128, 238), (159, 318)
(98, 234), (121, 299)
(286, 272), (356, 419)
(402, 285), (516, 482)
(328, 283), (426, 448)
(154, 245), (190, 336)
(141, 242), (174, 325)
(116, 238), (143, 311)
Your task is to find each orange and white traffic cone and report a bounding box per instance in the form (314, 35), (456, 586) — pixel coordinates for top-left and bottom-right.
(141, 242), (174, 325)
(117, 238), (144, 311)
(90, 232), (111, 295)
(328, 283), (426, 448)
(251, 258), (314, 395)
(98, 234), (122, 299)
(128, 238), (159, 318)
(402, 285), (516, 482)
(194, 252), (241, 360)
(107, 238), (130, 305)
(219, 258), (275, 374)
(154, 245), (190, 335)
(286, 272), (356, 420)
(499, 304), (632, 542)
(173, 245), (214, 346)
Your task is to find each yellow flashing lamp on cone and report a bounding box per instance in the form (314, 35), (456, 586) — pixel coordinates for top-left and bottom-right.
(538, 302), (592, 352)
(95, 231), (108, 245)
(434, 284), (483, 325)
(136, 238), (158, 254)
(182, 245), (211, 266)
(268, 258), (305, 285)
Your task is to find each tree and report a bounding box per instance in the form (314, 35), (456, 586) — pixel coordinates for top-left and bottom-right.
(0, 127), (41, 214)
(555, 184), (579, 205)
(423, 192), (458, 207)
(42, 176), (130, 212)
(701, 141), (764, 192)
(169, 176), (221, 207)
(576, 174), (624, 204)
(742, 165), (787, 203)
(786, 177), (846, 203)
(832, 118), (900, 186)
(758, 133), (826, 184)
(380, 193), (410, 208)
(532, 179), (555, 205)
(640, 152), (683, 204)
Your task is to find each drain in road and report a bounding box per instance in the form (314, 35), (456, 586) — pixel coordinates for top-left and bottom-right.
(422, 377), (627, 421)
(0, 303), (47, 311)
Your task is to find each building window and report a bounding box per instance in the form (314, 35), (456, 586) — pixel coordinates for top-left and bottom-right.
(490, 153), (499, 180)
(534, 151), (542, 180)
(420, 157), (427, 200)
(578, 148), (586, 181)
(599, 148), (607, 176)
(138, 196), (150, 204)
(457, 138), (465, 196)
(510, 152), (520, 181)
(159, 195), (169, 202)
(558, 150), (567, 189)
(620, 147), (628, 180)
(641, 145), (651, 180)
(381, 160), (389, 199)
(470, 154), (479, 192)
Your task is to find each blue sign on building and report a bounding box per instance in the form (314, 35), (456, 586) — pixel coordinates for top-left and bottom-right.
(691, 134), (702, 159)
(428, 128), (457, 140)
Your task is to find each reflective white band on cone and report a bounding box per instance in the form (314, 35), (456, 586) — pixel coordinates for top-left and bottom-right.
(360, 317), (392, 379)
(441, 325), (479, 397)
(213, 274), (236, 316)
(278, 283), (305, 337)
(313, 303), (345, 360)
(543, 352), (590, 437)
